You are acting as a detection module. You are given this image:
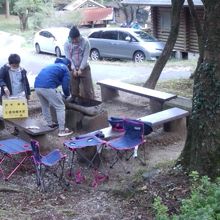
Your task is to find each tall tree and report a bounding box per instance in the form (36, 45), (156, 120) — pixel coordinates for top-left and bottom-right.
(13, 0), (53, 31)
(143, 0), (184, 89)
(187, 0), (205, 79)
(5, 0), (10, 18)
(105, 0), (144, 25)
(179, 0), (220, 179)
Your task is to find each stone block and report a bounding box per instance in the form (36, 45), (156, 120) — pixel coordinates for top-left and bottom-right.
(0, 119), (5, 130)
(65, 109), (84, 130)
(16, 129), (57, 153)
(82, 110), (109, 132)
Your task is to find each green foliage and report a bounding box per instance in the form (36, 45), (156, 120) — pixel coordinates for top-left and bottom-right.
(0, 0), (3, 9)
(46, 11), (82, 28)
(153, 171), (220, 220)
(13, 0), (42, 15)
(13, 0), (54, 29)
(153, 197), (169, 220)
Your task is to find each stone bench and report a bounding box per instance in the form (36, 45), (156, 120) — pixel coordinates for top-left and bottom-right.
(163, 96), (192, 113)
(69, 107), (189, 164)
(2, 117), (56, 152)
(81, 107), (189, 140)
(97, 79), (177, 112)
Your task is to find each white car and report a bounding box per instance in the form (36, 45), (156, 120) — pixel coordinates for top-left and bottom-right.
(34, 27), (70, 57)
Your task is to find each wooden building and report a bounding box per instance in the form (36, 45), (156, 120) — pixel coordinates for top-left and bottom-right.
(122, 0), (204, 58)
(63, 0), (113, 27)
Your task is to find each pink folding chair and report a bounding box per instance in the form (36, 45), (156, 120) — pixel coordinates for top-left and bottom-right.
(0, 138), (32, 180)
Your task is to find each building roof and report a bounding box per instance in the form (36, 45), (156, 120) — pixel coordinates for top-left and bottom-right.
(81, 7), (113, 22)
(121, 0), (203, 6)
(64, 0), (105, 11)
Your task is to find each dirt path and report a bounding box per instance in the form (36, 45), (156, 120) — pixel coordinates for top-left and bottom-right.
(0, 92), (187, 220)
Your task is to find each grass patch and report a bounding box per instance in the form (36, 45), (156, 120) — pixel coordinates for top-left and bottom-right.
(153, 160), (176, 170)
(0, 15), (20, 32)
(165, 58), (197, 69)
(134, 79), (193, 99)
(0, 15), (35, 48)
(156, 79), (193, 98)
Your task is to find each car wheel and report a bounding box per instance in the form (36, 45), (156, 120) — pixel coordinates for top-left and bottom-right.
(55, 47), (61, 57)
(90, 49), (100, 61)
(133, 51), (145, 63)
(35, 43), (41, 54)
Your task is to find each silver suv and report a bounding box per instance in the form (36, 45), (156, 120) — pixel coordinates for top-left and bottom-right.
(88, 27), (164, 62)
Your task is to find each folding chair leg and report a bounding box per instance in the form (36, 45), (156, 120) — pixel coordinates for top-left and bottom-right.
(58, 159), (69, 188)
(35, 165), (46, 192)
(5, 156), (29, 181)
(75, 149), (99, 169)
(135, 144), (147, 166)
(110, 151), (130, 174)
(68, 151), (75, 178)
(135, 156), (146, 166)
(109, 154), (119, 169)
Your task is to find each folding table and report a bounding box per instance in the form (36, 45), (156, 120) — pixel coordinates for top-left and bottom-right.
(0, 138), (32, 180)
(63, 135), (108, 185)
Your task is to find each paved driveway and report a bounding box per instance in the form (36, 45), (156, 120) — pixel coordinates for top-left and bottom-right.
(0, 31), (192, 88)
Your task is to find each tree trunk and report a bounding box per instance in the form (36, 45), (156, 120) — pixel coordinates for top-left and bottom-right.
(143, 0), (184, 89)
(179, 1), (220, 179)
(5, 0), (10, 18)
(187, 0), (205, 79)
(19, 13), (28, 31)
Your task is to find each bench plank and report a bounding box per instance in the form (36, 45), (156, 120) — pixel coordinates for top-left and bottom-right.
(97, 79), (177, 101)
(139, 107), (189, 128)
(5, 118), (55, 136)
(82, 107), (189, 140)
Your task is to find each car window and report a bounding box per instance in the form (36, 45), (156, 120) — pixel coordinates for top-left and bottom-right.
(89, 31), (102, 38)
(133, 31), (158, 42)
(39, 31), (47, 37)
(118, 31), (137, 42)
(48, 32), (54, 38)
(119, 31), (129, 41)
(102, 31), (118, 40)
(39, 31), (53, 38)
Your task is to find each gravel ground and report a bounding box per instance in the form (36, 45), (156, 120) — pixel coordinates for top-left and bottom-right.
(0, 91), (187, 220)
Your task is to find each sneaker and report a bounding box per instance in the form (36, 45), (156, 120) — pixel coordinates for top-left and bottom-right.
(58, 128), (73, 137)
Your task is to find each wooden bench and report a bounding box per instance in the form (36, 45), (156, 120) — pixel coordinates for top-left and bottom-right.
(4, 118), (56, 136)
(1, 117), (57, 152)
(97, 79), (177, 112)
(81, 107), (189, 140)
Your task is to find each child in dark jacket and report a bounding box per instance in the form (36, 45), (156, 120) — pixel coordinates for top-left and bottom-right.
(0, 54), (31, 100)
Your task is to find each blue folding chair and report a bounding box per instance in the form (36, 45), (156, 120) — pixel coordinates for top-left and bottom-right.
(63, 135), (107, 184)
(107, 119), (149, 173)
(30, 140), (67, 192)
(0, 138), (32, 180)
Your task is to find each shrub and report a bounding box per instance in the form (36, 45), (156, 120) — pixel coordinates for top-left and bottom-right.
(153, 171), (220, 220)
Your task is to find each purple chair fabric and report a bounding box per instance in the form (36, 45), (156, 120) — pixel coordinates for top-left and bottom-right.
(107, 119), (145, 150)
(30, 140), (66, 192)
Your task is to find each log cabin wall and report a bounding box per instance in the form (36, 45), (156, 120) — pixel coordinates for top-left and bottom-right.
(151, 6), (204, 55)
(188, 8), (204, 53)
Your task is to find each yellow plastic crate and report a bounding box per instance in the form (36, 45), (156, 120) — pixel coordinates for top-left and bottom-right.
(2, 97), (28, 119)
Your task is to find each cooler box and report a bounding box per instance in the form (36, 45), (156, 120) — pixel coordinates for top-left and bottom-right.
(2, 96), (28, 119)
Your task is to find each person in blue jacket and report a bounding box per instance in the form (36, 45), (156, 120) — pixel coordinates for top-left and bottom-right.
(34, 57), (73, 137)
